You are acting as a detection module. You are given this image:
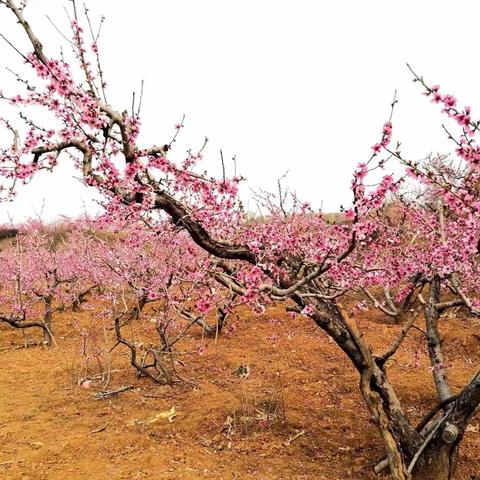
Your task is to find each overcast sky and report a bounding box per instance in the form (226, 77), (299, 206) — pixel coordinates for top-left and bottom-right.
(0, 0), (479, 223)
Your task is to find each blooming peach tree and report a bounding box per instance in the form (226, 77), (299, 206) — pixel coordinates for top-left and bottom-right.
(1, 1), (480, 479)
(83, 220), (237, 383)
(0, 220), (94, 346)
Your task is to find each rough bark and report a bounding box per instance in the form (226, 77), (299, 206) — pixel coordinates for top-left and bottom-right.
(43, 296), (53, 347)
(410, 441), (458, 480)
(341, 310), (412, 479)
(450, 370), (480, 432)
(309, 303), (423, 479)
(425, 276), (452, 402)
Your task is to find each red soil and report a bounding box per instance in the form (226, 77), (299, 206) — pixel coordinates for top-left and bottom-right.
(0, 304), (479, 479)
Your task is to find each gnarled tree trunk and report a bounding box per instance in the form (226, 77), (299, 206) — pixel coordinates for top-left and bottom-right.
(410, 440), (458, 480)
(43, 295), (53, 347)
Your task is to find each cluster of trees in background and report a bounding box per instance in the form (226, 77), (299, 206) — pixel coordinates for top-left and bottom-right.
(0, 220), (236, 379)
(1, 1), (480, 478)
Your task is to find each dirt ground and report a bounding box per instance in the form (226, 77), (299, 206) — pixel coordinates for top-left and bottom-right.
(0, 304), (479, 480)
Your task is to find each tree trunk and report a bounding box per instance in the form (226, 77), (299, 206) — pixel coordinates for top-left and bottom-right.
(43, 296), (53, 347)
(121, 293), (147, 326)
(425, 276), (452, 402)
(340, 309), (420, 480)
(410, 441), (458, 480)
(216, 307), (228, 334)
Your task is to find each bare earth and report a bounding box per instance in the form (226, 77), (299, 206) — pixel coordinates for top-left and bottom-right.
(0, 304), (479, 479)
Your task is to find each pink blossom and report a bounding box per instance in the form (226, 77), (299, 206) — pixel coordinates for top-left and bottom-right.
(371, 143), (382, 154)
(301, 305), (314, 316)
(79, 379), (91, 389)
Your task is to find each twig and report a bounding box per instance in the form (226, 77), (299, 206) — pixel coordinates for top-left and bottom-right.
(89, 423), (108, 434)
(0, 459), (25, 466)
(0, 341), (40, 354)
(93, 384), (133, 400)
(284, 429), (306, 446)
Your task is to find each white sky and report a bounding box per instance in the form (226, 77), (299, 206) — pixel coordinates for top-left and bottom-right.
(0, 0), (479, 223)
